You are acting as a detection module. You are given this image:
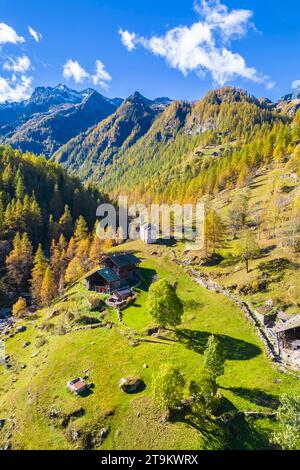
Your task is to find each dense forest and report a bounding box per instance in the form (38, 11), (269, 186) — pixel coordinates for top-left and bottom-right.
(95, 88), (300, 203)
(0, 146), (109, 306)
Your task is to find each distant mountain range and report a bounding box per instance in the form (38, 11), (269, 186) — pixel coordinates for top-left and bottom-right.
(0, 84), (173, 158)
(0, 84), (122, 156)
(53, 91), (174, 179)
(53, 87), (280, 188)
(0, 83), (299, 191)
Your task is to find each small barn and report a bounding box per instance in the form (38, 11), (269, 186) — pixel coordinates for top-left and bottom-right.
(67, 378), (87, 395)
(276, 314), (300, 367)
(113, 287), (133, 301)
(85, 268), (121, 294)
(104, 253), (140, 279)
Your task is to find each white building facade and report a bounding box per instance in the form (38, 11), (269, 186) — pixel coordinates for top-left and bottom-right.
(140, 223), (157, 244)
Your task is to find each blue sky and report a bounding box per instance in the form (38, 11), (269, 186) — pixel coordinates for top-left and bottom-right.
(0, 0), (299, 102)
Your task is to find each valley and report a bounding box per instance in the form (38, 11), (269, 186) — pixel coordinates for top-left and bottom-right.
(0, 83), (300, 451)
(1, 240), (298, 450)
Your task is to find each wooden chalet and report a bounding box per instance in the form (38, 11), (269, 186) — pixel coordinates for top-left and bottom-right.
(85, 268), (121, 294)
(85, 253), (140, 294)
(104, 253), (140, 280)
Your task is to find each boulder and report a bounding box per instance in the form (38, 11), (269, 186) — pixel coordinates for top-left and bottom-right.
(22, 341), (31, 349)
(101, 409), (115, 419)
(119, 376), (144, 393)
(68, 428), (80, 441)
(16, 325), (26, 333)
(145, 326), (160, 336)
(99, 427), (109, 438)
(48, 409), (60, 418)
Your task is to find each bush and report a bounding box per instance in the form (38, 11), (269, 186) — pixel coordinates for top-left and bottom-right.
(35, 336), (48, 348)
(88, 294), (103, 311)
(41, 321), (55, 333)
(12, 297), (27, 318)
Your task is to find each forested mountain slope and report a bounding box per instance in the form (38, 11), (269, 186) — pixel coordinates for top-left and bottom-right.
(93, 87), (293, 202)
(0, 146), (109, 305)
(53, 92), (166, 180)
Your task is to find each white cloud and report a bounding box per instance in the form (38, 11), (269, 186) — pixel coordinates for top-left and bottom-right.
(196, 0), (253, 40)
(119, 0), (273, 88)
(291, 80), (300, 90)
(28, 25), (42, 43)
(63, 59), (89, 83)
(0, 22), (24, 45)
(3, 56), (32, 73)
(119, 29), (136, 51)
(0, 74), (33, 102)
(63, 58), (112, 89)
(91, 60), (112, 89)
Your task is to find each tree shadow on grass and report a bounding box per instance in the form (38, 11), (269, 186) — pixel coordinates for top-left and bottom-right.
(258, 258), (300, 273)
(172, 396), (273, 450)
(175, 329), (261, 360)
(183, 299), (203, 311)
(222, 386), (280, 409)
(137, 267), (157, 292)
(157, 238), (177, 247)
(222, 412), (273, 450)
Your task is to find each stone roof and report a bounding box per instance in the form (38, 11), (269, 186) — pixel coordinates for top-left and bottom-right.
(97, 268), (120, 283)
(108, 253), (139, 268)
(276, 314), (300, 333)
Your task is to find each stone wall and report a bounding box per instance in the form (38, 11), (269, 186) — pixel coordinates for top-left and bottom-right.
(186, 267), (279, 361)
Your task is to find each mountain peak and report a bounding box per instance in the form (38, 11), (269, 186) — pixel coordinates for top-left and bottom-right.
(202, 86), (259, 106)
(55, 83), (70, 91)
(126, 91), (152, 106)
(29, 84), (83, 105)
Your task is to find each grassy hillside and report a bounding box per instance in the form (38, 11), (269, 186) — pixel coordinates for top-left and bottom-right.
(0, 241), (298, 450)
(182, 164), (300, 314)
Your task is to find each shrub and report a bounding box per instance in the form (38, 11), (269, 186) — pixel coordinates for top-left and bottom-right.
(12, 297), (27, 318)
(35, 336), (48, 348)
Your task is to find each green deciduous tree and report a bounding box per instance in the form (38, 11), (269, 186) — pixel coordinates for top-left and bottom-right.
(273, 393), (300, 450)
(146, 279), (183, 328)
(203, 335), (225, 380)
(189, 369), (218, 416)
(151, 364), (185, 415)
